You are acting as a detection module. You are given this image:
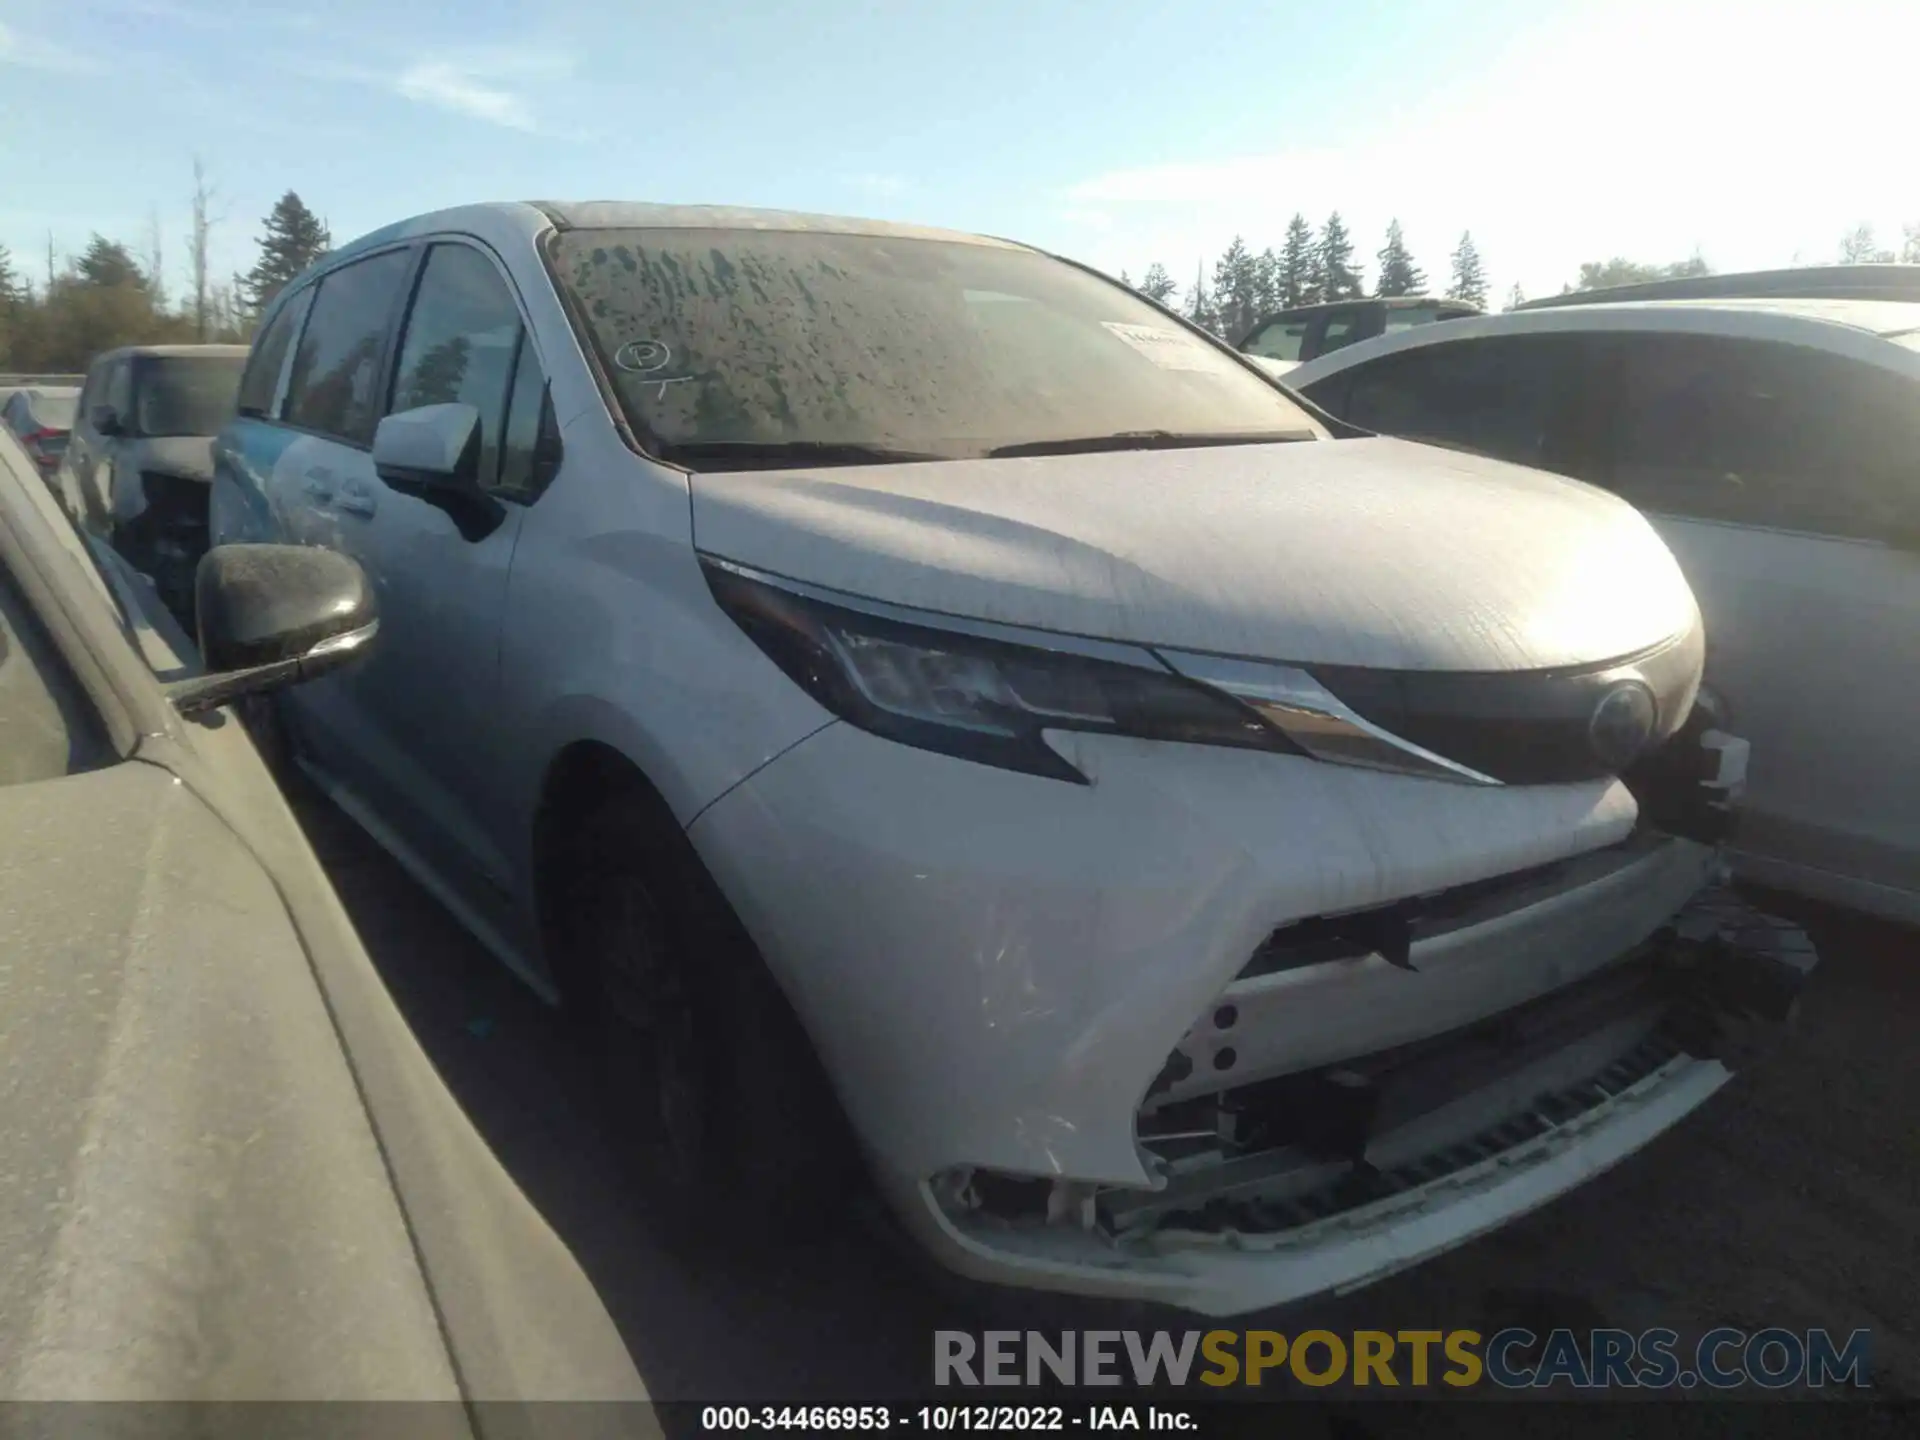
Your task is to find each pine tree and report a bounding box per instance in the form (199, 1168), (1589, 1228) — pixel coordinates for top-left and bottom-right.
(1185, 263), (1217, 334)
(1373, 219), (1426, 297)
(1119, 269), (1133, 288)
(1253, 248), (1280, 319)
(1278, 214), (1314, 308)
(1505, 283), (1526, 311)
(75, 235), (146, 290)
(1212, 235), (1263, 341)
(1315, 213), (1363, 302)
(0, 245), (24, 309)
(1138, 262), (1178, 304)
(0, 246), (23, 368)
(402, 335), (472, 409)
(240, 192), (332, 316)
(1446, 231), (1489, 308)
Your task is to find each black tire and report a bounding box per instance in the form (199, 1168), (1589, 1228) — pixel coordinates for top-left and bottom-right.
(554, 796), (860, 1242)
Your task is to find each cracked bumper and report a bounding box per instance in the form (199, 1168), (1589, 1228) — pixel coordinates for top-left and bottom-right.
(688, 720), (1810, 1312)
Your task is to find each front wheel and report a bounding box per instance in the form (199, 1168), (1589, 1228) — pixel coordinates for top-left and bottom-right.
(559, 799), (860, 1241)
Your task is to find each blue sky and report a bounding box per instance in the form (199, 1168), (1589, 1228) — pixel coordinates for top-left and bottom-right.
(2, 0), (1914, 308)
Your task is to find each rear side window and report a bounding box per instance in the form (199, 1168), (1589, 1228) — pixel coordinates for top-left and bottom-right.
(1607, 335), (1920, 542)
(284, 248), (414, 445)
(1245, 318), (1310, 363)
(238, 288), (312, 419)
(1324, 335), (1583, 472)
(1316, 311), (1366, 358)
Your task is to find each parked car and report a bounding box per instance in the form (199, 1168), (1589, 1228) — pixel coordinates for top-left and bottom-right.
(56, 344), (249, 625)
(213, 202), (1815, 1317)
(1238, 295), (1480, 374)
(1287, 274), (1920, 930)
(1, 384), (79, 483)
(0, 426), (645, 1403)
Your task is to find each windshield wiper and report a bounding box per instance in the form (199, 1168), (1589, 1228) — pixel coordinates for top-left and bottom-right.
(986, 429), (1316, 459)
(658, 440), (946, 470)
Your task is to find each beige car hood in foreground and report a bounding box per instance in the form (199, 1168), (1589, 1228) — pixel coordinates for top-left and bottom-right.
(691, 436), (1699, 672)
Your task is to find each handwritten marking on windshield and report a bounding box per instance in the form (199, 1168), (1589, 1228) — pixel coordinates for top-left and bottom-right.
(614, 339), (695, 399)
(615, 339), (672, 373)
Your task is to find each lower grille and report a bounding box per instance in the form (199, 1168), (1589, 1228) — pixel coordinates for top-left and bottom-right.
(1146, 1028), (1681, 1238)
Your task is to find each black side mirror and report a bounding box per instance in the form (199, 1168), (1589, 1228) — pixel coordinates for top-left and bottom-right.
(91, 404), (122, 437)
(163, 544), (379, 717)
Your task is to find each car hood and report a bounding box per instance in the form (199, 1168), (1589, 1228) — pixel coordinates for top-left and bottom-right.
(123, 435), (215, 483)
(689, 436), (1699, 672)
(0, 758), (646, 1405)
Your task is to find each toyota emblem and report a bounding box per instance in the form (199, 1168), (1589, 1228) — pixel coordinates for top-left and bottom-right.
(1589, 681), (1658, 770)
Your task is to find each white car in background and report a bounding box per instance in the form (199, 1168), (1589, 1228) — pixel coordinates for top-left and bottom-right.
(213, 203), (1814, 1316)
(1288, 267), (1920, 928)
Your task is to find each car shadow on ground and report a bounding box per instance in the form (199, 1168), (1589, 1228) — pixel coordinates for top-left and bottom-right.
(288, 784), (1920, 1424)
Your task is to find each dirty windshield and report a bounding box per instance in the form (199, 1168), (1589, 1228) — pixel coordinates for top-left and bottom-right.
(553, 228), (1319, 463)
(132, 354), (245, 438)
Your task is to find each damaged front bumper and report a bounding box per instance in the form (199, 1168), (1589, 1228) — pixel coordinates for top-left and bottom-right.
(688, 710), (1810, 1316)
(921, 885), (1815, 1316)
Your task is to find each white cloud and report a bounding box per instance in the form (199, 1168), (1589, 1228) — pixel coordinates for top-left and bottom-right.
(1059, 0), (1920, 303)
(396, 60), (538, 131)
(0, 18), (109, 73)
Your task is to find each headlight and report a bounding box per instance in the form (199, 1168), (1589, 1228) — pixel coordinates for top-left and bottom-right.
(702, 558), (1300, 783)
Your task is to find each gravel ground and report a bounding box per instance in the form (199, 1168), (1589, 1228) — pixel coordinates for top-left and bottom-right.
(288, 786), (1918, 1424)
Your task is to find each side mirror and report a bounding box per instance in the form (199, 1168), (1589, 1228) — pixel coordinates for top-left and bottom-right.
(373, 402), (481, 490)
(91, 403), (122, 437)
(371, 402), (504, 539)
(163, 544), (379, 717)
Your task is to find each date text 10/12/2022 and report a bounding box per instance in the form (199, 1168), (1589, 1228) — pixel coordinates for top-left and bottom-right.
(700, 1407), (1196, 1432)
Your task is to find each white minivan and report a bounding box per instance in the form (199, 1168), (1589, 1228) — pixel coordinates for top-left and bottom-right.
(212, 203), (1813, 1316)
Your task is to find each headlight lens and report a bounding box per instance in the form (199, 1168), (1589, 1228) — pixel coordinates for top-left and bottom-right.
(703, 559), (1299, 783)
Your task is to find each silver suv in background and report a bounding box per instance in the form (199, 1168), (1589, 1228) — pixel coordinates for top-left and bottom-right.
(1288, 268), (1920, 927)
(58, 344), (248, 623)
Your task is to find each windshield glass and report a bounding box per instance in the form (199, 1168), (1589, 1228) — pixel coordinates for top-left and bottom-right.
(1384, 304), (1462, 334)
(34, 395), (78, 431)
(552, 227), (1319, 462)
(131, 355), (245, 438)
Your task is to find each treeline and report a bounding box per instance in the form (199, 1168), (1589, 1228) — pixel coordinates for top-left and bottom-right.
(0, 167), (332, 375)
(1118, 215), (1493, 342)
(1126, 217), (1920, 341)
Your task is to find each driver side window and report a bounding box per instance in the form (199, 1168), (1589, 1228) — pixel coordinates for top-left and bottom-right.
(388, 243), (528, 492)
(101, 360), (132, 426)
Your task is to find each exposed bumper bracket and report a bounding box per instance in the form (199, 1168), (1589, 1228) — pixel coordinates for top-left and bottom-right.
(1656, 891), (1819, 1070)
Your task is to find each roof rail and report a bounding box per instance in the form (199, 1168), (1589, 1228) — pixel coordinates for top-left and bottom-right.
(1514, 264), (1920, 310)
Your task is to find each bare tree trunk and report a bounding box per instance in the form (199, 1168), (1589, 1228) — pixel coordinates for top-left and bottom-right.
(45, 232), (55, 293)
(191, 157), (214, 343)
(146, 207), (167, 308)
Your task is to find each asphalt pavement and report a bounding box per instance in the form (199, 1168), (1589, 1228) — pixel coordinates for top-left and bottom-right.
(287, 785), (1919, 1419)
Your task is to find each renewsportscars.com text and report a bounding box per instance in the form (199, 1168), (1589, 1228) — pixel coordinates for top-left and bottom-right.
(934, 1328), (1871, 1391)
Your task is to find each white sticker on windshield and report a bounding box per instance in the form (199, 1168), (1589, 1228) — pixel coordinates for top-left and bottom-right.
(1100, 321), (1242, 375)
